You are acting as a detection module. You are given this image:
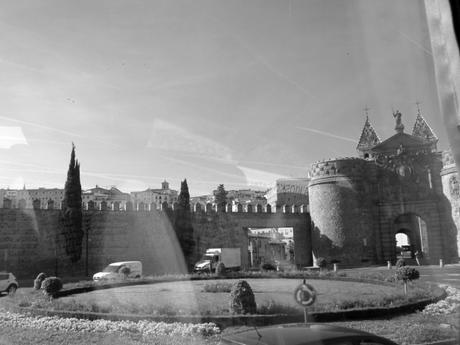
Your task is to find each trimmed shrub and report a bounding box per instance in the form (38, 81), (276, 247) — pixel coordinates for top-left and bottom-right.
(396, 266), (420, 282)
(261, 263), (276, 271)
(202, 282), (233, 293)
(229, 280), (257, 314)
(315, 257), (327, 269)
(396, 266), (420, 295)
(215, 262), (226, 276)
(41, 277), (63, 298)
(34, 272), (47, 290)
(396, 258), (406, 268)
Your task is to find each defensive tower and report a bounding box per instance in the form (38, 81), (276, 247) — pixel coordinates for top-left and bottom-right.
(308, 110), (458, 265)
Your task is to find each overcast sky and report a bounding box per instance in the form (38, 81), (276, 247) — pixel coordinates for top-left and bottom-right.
(0, 0), (449, 196)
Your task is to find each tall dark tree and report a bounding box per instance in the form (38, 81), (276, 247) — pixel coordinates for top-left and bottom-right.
(175, 179), (195, 269)
(214, 184), (228, 211)
(61, 143), (83, 263)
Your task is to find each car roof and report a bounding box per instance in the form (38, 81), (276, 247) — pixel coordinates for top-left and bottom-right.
(108, 261), (141, 265)
(222, 323), (397, 345)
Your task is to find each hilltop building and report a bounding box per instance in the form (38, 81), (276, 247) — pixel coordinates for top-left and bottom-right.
(130, 180), (178, 210)
(192, 189), (268, 211)
(265, 178), (310, 209)
(0, 187), (63, 209)
(0, 181), (178, 212)
(190, 194), (214, 209)
(225, 189), (267, 207)
(248, 231), (286, 267)
(82, 186), (131, 210)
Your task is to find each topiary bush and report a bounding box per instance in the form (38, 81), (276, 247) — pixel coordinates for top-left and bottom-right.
(34, 272), (47, 290)
(396, 266), (420, 295)
(396, 258), (406, 268)
(229, 280), (257, 314)
(261, 262), (276, 271)
(41, 277), (63, 298)
(315, 257), (327, 269)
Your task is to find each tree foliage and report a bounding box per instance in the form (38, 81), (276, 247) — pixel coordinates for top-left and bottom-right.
(34, 272), (47, 290)
(61, 143), (83, 263)
(229, 280), (257, 314)
(214, 184), (228, 211)
(174, 179), (195, 268)
(396, 266), (420, 295)
(396, 266), (420, 282)
(41, 277), (63, 298)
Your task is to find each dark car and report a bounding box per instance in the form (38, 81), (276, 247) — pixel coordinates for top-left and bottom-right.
(399, 245), (413, 259)
(221, 323), (398, 345)
(0, 271), (18, 295)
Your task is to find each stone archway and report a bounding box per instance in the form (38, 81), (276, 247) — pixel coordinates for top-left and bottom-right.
(395, 230), (410, 248)
(393, 213), (429, 259)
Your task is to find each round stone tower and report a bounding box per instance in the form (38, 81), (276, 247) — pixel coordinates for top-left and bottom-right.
(441, 149), (460, 260)
(308, 157), (376, 265)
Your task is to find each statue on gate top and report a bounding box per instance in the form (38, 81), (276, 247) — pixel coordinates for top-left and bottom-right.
(393, 110), (404, 133)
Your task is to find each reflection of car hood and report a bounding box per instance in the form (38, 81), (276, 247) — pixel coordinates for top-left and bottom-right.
(195, 261), (210, 269)
(93, 272), (117, 280)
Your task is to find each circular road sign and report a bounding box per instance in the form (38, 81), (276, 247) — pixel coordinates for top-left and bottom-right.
(294, 283), (317, 307)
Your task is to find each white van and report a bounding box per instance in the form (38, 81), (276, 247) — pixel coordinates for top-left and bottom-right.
(93, 261), (142, 281)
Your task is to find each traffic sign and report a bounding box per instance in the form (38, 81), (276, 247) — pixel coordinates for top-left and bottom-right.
(294, 282), (316, 307)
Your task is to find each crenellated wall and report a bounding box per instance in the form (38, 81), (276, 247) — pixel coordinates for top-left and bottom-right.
(309, 157), (370, 179)
(0, 206), (311, 278)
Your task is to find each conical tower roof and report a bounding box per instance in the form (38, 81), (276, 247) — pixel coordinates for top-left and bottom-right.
(412, 113), (438, 144)
(356, 116), (381, 152)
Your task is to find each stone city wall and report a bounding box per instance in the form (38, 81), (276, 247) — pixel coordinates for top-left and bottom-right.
(0, 205), (310, 278)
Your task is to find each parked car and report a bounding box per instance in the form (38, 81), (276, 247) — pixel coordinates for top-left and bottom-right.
(0, 271), (18, 295)
(93, 261), (142, 281)
(221, 323), (398, 345)
(400, 245), (413, 259)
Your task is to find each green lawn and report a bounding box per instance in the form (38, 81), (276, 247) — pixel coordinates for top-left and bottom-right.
(0, 276), (457, 345)
(55, 278), (416, 315)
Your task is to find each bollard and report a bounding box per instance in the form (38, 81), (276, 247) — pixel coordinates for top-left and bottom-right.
(439, 259), (444, 268)
(387, 261), (392, 270)
(333, 263), (338, 272)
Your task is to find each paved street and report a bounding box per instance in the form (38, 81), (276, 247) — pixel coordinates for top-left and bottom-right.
(417, 264), (460, 289)
(344, 263), (460, 289)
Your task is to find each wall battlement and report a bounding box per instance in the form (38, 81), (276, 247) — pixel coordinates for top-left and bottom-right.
(309, 157), (369, 180)
(0, 205), (311, 278)
(0, 201), (309, 214)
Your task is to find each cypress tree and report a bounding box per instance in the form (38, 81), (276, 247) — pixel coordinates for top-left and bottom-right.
(175, 179), (195, 269)
(215, 184), (228, 211)
(61, 143), (83, 263)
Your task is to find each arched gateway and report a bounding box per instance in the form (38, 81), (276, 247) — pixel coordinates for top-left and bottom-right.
(393, 213), (428, 260)
(191, 208), (312, 269)
(308, 112), (458, 265)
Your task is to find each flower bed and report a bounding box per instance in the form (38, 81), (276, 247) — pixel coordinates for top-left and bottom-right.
(0, 310), (220, 337)
(423, 285), (460, 315)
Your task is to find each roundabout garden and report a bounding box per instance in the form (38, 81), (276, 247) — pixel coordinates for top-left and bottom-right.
(19, 278), (442, 319)
(0, 268), (458, 345)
